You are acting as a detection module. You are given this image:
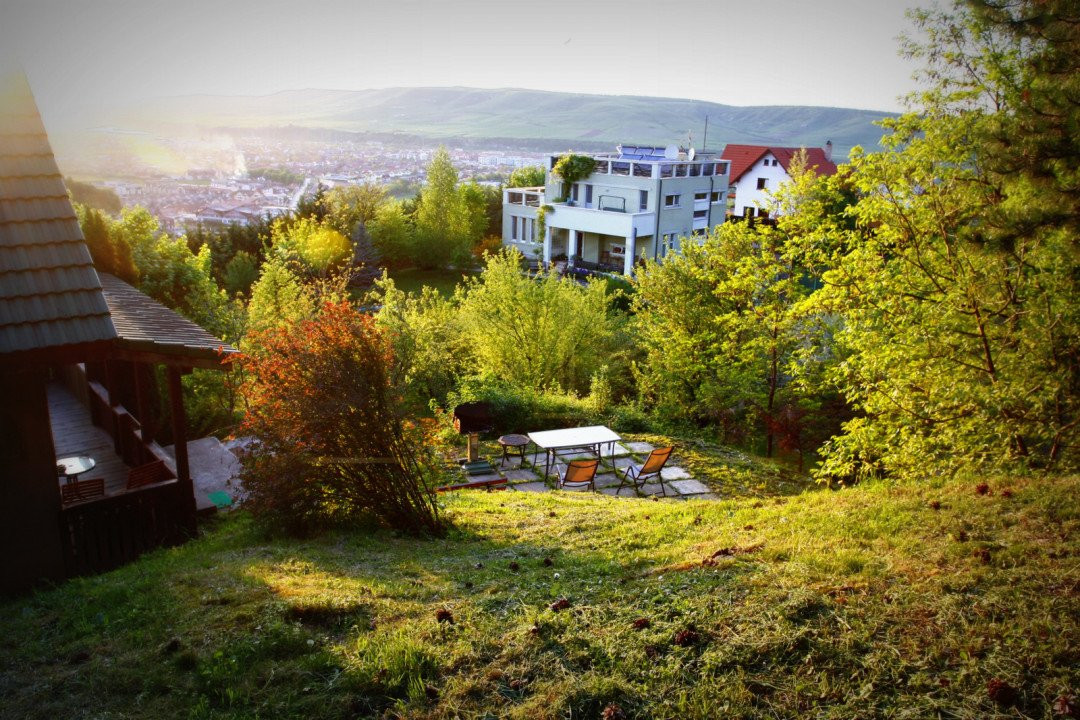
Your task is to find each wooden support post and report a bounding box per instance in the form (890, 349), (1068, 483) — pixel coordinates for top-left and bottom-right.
(166, 366), (197, 528)
(0, 368), (66, 592)
(105, 359), (121, 407)
(133, 362), (156, 447)
(105, 359), (122, 453)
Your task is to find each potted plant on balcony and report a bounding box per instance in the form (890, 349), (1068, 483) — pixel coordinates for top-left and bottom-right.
(552, 154), (597, 203)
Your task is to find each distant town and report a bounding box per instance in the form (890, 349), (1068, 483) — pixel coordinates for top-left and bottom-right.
(62, 129), (548, 233)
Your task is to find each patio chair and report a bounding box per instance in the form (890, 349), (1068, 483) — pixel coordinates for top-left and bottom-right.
(61, 477), (105, 505)
(615, 446), (674, 496)
(556, 458), (600, 492)
(126, 459), (173, 490)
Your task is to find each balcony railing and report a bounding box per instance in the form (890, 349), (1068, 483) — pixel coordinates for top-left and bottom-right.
(505, 188), (544, 207)
(551, 154), (731, 181)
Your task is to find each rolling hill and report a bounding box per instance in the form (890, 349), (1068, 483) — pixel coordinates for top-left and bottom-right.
(116, 87), (895, 156)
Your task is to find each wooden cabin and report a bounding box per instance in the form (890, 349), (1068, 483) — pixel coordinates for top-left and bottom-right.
(0, 72), (236, 594)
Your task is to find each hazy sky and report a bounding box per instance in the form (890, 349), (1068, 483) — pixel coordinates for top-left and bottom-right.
(2, 0), (927, 129)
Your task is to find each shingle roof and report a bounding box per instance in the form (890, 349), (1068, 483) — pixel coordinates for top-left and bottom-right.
(99, 273), (237, 363)
(721, 144), (838, 184)
(0, 71), (116, 357)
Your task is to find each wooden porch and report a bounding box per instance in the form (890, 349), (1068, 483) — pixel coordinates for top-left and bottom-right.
(49, 380), (129, 497)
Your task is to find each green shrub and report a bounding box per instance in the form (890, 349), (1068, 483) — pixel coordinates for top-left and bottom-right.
(444, 375), (654, 436)
(445, 376), (594, 434)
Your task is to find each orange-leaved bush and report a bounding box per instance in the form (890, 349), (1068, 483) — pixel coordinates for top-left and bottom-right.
(232, 301), (444, 535)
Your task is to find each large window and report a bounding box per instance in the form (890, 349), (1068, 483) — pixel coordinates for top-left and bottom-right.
(694, 191), (708, 201)
(585, 184), (593, 205)
(756, 178), (767, 190)
(511, 216), (519, 240)
(710, 191), (721, 203)
(664, 193), (680, 208)
(693, 209), (708, 219)
(639, 190), (648, 211)
(571, 183), (579, 202)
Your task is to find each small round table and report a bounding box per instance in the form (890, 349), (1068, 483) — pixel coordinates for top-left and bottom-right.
(497, 434), (531, 467)
(57, 456), (96, 484)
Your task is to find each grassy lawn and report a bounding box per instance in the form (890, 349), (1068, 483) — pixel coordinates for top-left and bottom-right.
(386, 268), (473, 298)
(1, 472), (1077, 719)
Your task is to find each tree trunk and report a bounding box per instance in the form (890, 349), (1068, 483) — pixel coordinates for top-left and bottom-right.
(766, 345), (778, 458)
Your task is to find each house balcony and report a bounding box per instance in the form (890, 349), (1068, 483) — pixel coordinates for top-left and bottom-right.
(548, 154), (731, 181)
(544, 201), (656, 238)
(504, 187), (544, 207)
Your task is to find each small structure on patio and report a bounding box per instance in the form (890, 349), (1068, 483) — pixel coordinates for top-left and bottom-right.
(0, 71), (235, 594)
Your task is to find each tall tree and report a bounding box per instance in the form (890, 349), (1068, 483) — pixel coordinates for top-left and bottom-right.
(806, 0), (1080, 481)
(633, 220), (821, 451)
(66, 178), (121, 214)
(74, 203), (137, 283)
(245, 257), (314, 339)
(368, 200), (415, 266)
(413, 146), (460, 268)
(457, 249), (623, 394)
(451, 181), (490, 264)
(269, 216), (351, 277)
(412, 147), (487, 268)
(321, 183), (389, 237)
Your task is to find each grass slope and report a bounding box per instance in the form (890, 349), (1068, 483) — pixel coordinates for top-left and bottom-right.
(1, 474), (1077, 719)
(116, 87), (894, 156)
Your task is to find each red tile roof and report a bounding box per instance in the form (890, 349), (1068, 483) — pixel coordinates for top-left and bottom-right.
(721, 144), (838, 183)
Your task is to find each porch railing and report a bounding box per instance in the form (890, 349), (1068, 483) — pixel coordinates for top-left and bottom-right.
(86, 379), (164, 468)
(59, 480), (192, 576)
(58, 364), (195, 578)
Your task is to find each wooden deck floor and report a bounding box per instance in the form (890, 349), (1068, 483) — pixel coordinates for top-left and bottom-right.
(48, 381), (130, 497)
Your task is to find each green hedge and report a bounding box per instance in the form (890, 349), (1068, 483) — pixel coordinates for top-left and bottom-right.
(442, 376), (651, 435)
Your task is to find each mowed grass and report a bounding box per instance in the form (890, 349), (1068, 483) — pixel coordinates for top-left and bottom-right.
(1, 474), (1077, 719)
(386, 268), (473, 298)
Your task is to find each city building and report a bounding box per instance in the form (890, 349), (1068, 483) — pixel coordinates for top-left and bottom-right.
(503, 144), (731, 275)
(721, 142), (838, 219)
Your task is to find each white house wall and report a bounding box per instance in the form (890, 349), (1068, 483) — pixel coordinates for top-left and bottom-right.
(544, 166), (728, 260)
(731, 152), (790, 217)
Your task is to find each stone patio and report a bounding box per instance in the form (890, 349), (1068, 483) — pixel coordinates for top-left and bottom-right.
(465, 440), (716, 501)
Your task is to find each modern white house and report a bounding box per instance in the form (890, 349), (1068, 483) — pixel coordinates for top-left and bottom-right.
(720, 142), (838, 219)
(503, 185), (544, 258)
(502, 144), (731, 275)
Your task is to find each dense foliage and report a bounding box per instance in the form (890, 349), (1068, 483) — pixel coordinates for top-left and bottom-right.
(798, 0), (1080, 482)
(633, 212), (838, 458)
(66, 177), (121, 214)
(551, 154), (596, 202)
(233, 301), (444, 535)
(412, 147), (493, 268)
(374, 249), (628, 415)
(506, 165), (545, 188)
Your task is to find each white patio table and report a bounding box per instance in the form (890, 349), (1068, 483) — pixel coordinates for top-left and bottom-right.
(527, 425), (621, 480)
